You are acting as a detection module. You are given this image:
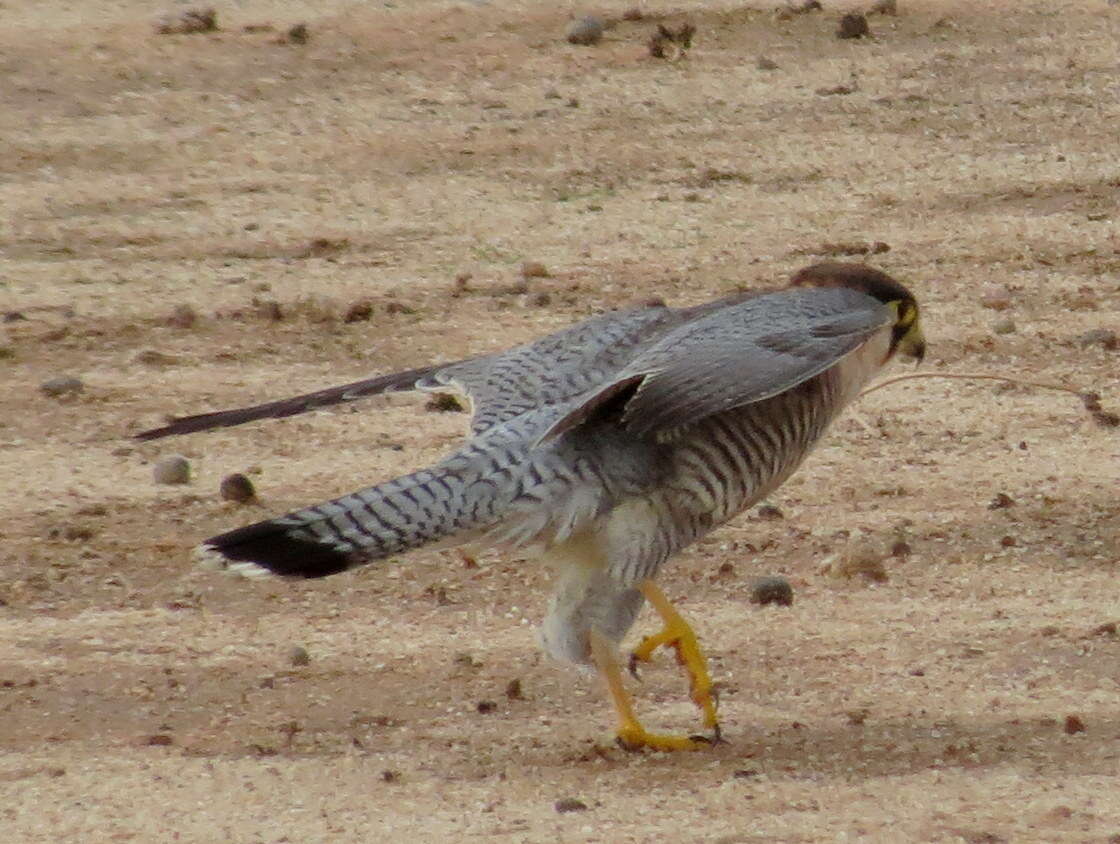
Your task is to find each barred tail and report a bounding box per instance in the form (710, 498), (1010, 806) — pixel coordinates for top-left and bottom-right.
(195, 462), (496, 579)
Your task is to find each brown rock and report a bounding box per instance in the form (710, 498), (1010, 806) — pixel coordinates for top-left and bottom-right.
(837, 13), (871, 39)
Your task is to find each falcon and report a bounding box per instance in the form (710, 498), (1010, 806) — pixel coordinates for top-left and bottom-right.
(138, 261), (926, 750)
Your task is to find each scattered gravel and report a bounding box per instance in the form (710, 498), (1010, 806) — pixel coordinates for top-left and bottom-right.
(837, 13), (871, 39)
(566, 16), (605, 46)
(219, 473), (257, 503)
(749, 576), (794, 607)
(153, 455), (191, 485)
(40, 376), (84, 398)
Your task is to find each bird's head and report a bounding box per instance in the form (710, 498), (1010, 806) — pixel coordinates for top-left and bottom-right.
(790, 261), (926, 364)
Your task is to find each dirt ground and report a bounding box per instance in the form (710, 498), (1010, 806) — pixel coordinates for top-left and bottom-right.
(2, 0), (1119, 840)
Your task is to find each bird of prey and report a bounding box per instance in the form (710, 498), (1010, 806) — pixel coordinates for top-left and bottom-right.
(138, 261), (926, 751)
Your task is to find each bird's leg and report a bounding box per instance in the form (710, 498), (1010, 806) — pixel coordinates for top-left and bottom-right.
(627, 579), (721, 742)
(589, 630), (710, 752)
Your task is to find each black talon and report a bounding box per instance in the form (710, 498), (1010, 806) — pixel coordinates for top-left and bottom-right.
(627, 653), (642, 680)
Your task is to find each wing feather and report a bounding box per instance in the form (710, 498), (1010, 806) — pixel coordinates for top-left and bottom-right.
(538, 287), (893, 442)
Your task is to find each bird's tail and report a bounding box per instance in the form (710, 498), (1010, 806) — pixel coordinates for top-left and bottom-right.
(195, 456), (508, 579)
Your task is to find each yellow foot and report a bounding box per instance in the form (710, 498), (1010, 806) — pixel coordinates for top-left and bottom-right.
(615, 723), (714, 753)
(629, 580), (720, 735)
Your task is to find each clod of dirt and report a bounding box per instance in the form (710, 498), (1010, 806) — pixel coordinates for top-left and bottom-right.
(134, 349), (181, 366)
(566, 16), (605, 46)
(287, 23), (309, 44)
(144, 734), (174, 746)
(425, 393), (465, 413)
(817, 83), (856, 96)
(1063, 715), (1086, 735)
(837, 13), (871, 39)
(757, 56), (780, 70)
(288, 646), (311, 667)
(825, 541), (890, 583)
(505, 678), (525, 700)
(988, 492), (1015, 509)
(991, 319), (1017, 335)
(648, 23), (695, 60)
(256, 300), (284, 321)
(154, 7), (217, 35)
(219, 473), (256, 503)
(380, 770), (400, 783)
(1077, 328), (1118, 350)
(845, 708), (870, 726)
(40, 375), (84, 398)
(554, 798), (589, 813)
(999, 535), (1017, 548)
(476, 700), (497, 714)
(1088, 621), (1118, 637)
(152, 455), (190, 485)
(520, 261), (551, 279)
(812, 241), (889, 256)
(622, 7), (645, 22)
(868, 0), (898, 15)
(166, 304), (197, 329)
(749, 576), (794, 607)
(783, 0), (822, 15)
(1080, 392), (1120, 428)
(755, 504), (784, 520)
(344, 300), (374, 323)
(453, 652), (482, 669)
(979, 284), (1013, 311)
(890, 540), (912, 557)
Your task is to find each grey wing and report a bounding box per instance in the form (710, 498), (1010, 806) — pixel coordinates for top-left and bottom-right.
(427, 303), (681, 435)
(134, 303), (679, 441)
(539, 287), (893, 442)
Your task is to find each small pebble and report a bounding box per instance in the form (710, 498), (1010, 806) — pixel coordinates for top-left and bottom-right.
(167, 304), (197, 328)
(1064, 714), (1086, 735)
(988, 492), (1015, 509)
(40, 375), (84, 398)
(287, 23), (309, 44)
(566, 16), (605, 46)
(755, 504), (784, 520)
(749, 576), (794, 607)
(505, 678), (525, 700)
(554, 798), (589, 813)
(220, 473), (257, 503)
(154, 6), (217, 34)
(344, 300), (374, 323)
(476, 700), (497, 714)
(979, 284), (1013, 311)
(991, 319), (1017, 335)
(521, 261), (550, 279)
(153, 455), (191, 485)
(868, 0), (897, 14)
(288, 646), (311, 667)
(1077, 328), (1118, 350)
(134, 349), (180, 366)
(144, 734), (174, 746)
(829, 541), (889, 583)
(756, 56), (779, 70)
(837, 13), (870, 38)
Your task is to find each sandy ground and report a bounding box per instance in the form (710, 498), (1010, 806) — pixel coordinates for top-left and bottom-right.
(2, 0), (1119, 841)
